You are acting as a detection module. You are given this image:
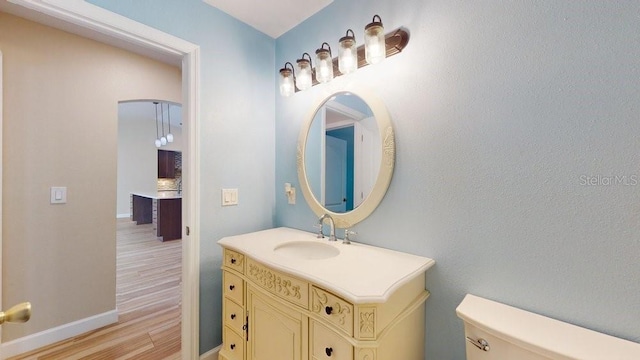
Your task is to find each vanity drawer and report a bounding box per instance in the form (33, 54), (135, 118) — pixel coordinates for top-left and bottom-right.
(312, 286), (354, 336)
(223, 271), (244, 305)
(245, 258), (309, 309)
(311, 320), (353, 360)
(223, 298), (245, 335)
(223, 326), (245, 360)
(223, 248), (245, 274)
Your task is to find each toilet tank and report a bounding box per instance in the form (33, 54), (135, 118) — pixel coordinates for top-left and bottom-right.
(456, 294), (640, 360)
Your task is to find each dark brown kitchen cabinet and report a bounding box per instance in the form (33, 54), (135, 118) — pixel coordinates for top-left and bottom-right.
(158, 150), (176, 178)
(157, 198), (182, 241)
(131, 194), (182, 241)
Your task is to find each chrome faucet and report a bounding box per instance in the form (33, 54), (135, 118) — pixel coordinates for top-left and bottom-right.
(318, 214), (337, 241)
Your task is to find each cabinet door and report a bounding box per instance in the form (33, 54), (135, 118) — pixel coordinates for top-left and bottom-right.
(158, 150), (176, 178)
(247, 286), (308, 360)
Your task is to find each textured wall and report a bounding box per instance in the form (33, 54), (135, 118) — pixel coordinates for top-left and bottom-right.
(275, 1), (640, 359)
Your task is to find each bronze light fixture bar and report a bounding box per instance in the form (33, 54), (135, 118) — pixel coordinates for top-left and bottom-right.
(307, 27), (409, 87)
(306, 28), (408, 89)
(344, 27), (408, 75)
(278, 15), (410, 96)
(296, 28), (409, 92)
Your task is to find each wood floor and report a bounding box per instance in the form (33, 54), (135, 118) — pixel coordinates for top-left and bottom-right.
(9, 219), (182, 360)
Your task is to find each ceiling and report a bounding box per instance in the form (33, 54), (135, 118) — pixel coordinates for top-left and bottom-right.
(203, 0), (333, 38)
(120, 101), (183, 128)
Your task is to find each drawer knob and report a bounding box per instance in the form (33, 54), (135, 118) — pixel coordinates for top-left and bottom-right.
(231, 258), (237, 264)
(325, 347), (333, 356)
(230, 313), (236, 320)
(230, 343), (236, 350)
(229, 285), (235, 291)
(325, 306), (333, 315)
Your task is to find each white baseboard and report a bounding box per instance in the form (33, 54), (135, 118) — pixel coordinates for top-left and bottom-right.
(116, 213), (131, 219)
(1, 309), (118, 359)
(200, 344), (221, 360)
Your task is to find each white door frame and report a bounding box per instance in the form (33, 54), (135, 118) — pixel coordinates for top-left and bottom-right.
(0, 49), (4, 354)
(4, 1), (201, 359)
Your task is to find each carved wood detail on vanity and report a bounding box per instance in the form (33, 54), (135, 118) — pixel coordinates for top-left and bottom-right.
(357, 307), (377, 339)
(357, 348), (377, 360)
(311, 287), (353, 335)
(223, 249), (245, 274)
(246, 258), (309, 309)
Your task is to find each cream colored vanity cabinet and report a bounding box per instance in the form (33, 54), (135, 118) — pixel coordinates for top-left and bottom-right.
(218, 228), (435, 360)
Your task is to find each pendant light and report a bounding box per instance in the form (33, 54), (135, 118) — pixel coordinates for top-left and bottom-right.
(338, 29), (357, 74)
(160, 102), (167, 146)
(295, 53), (313, 91)
(315, 42), (334, 83)
(154, 102), (162, 148)
(364, 15), (385, 65)
(279, 62), (296, 97)
(166, 103), (174, 143)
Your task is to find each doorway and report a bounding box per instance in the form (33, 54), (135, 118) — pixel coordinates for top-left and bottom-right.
(0, 2), (200, 359)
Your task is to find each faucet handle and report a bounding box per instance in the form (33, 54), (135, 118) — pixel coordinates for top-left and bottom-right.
(313, 224), (324, 238)
(343, 229), (357, 244)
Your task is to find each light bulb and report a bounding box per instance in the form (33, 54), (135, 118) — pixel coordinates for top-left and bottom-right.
(279, 64), (295, 97)
(161, 136), (167, 145)
(155, 139), (161, 148)
(365, 15), (386, 65)
(167, 133), (174, 143)
(338, 29), (357, 74)
(296, 55), (312, 91)
(315, 43), (333, 83)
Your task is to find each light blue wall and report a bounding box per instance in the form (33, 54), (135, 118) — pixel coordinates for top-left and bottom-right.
(86, 0), (276, 354)
(276, 1), (640, 359)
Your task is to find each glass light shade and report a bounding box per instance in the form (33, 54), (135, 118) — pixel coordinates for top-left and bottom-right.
(167, 133), (174, 143)
(279, 68), (295, 97)
(315, 48), (333, 83)
(155, 139), (162, 148)
(295, 58), (312, 90)
(365, 19), (385, 65)
(338, 31), (357, 74)
(161, 136), (167, 145)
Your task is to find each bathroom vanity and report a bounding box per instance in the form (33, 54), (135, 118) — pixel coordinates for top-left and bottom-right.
(218, 227), (434, 360)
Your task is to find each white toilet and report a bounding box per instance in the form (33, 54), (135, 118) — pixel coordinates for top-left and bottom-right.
(456, 294), (640, 360)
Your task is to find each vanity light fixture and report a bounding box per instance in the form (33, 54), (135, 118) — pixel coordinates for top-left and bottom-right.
(364, 15), (385, 65)
(278, 14), (408, 96)
(295, 53), (313, 91)
(166, 103), (174, 143)
(279, 62), (296, 97)
(315, 42), (334, 83)
(154, 102), (162, 148)
(338, 29), (357, 74)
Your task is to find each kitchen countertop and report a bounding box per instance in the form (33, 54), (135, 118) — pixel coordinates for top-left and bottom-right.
(218, 227), (435, 304)
(131, 191), (182, 200)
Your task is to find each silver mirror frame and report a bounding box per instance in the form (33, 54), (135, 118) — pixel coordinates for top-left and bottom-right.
(297, 84), (395, 228)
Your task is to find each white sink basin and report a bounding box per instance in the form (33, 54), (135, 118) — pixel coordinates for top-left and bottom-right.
(273, 241), (340, 260)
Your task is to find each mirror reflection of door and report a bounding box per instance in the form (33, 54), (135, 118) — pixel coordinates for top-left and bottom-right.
(325, 131), (350, 212)
(305, 93), (381, 214)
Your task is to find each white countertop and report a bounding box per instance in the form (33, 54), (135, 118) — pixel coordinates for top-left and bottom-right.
(218, 227), (435, 304)
(131, 191), (182, 200)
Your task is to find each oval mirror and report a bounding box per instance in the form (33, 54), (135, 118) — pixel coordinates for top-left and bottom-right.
(297, 84), (395, 228)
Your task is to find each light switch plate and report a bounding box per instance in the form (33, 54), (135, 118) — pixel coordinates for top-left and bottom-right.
(222, 188), (238, 206)
(50, 186), (67, 204)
